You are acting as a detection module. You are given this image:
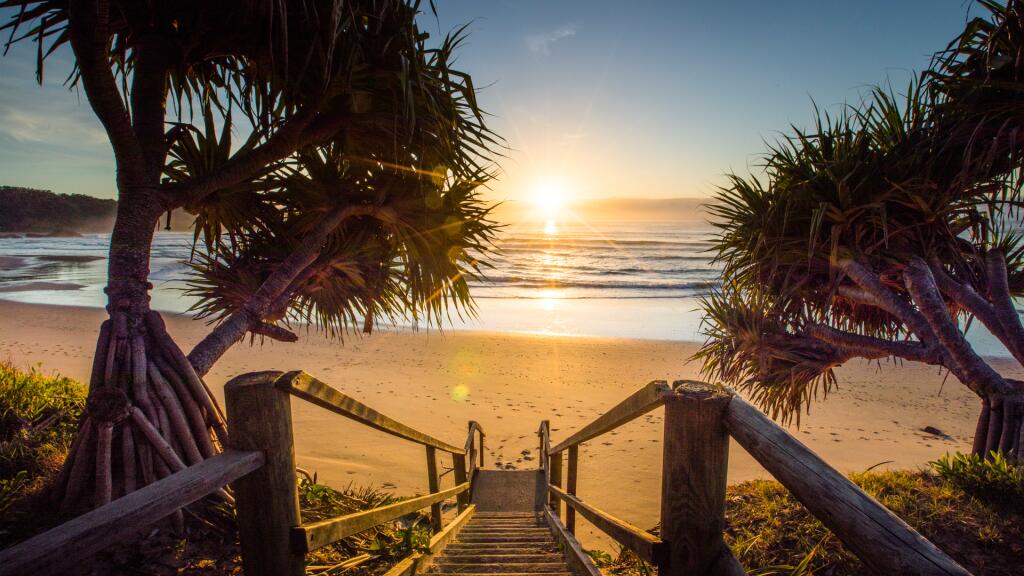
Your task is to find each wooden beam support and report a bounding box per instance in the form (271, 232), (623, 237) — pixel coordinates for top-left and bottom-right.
(660, 382), (743, 576)
(427, 445), (443, 533)
(453, 452), (469, 512)
(226, 371), (304, 576)
(548, 450), (563, 515)
(566, 445), (579, 534)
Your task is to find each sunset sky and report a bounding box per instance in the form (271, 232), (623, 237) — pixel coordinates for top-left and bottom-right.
(0, 1), (977, 206)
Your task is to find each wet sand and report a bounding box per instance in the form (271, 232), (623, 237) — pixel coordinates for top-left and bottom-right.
(0, 299), (1013, 551)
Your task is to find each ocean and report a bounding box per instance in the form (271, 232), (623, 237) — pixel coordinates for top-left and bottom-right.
(0, 221), (719, 342)
(0, 220), (1012, 355)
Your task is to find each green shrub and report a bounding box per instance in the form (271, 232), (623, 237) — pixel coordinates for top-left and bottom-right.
(930, 451), (1024, 507)
(0, 361), (84, 495)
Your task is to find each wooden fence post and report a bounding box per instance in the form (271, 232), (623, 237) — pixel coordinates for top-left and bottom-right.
(548, 450), (563, 516)
(426, 446), (442, 533)
(660, 381), (744, 576)
(453, 451), (469, 512)
(225, 371), (304, 576)
(566, 445), (578, 533)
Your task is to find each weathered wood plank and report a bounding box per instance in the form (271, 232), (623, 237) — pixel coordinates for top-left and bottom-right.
(549, 381), (670, 455)
(428, 504), (475, 554)
(543, 507), (602, 576)
(725, 394), (971, 576)
(453, 452), (469, 512)
(0, 450), (264, 576)
(294, 482), (470, 552)
(226, 371), (304, 576)
(278, 371), (464, 454)
(548, 484), (664, 565)
(660, 383), (741, 575)
(548, 451), (563, 514)
(565, 445), (578, 534)
(427, 446), (443, 533)
(381, 553), (422, 576)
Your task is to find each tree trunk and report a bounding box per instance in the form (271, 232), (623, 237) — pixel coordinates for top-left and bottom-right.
(972, 386), (1024, 459)
(55, 193), (226, 514)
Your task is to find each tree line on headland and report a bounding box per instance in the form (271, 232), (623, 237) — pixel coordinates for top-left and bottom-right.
(0, 186), (116, 235)
(0, 186), (197, 235)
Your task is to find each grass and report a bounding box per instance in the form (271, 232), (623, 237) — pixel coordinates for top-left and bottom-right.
(0, 360), (83, 525)
(0, 361), (436, 575)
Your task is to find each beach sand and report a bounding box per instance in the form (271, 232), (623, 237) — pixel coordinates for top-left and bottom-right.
(1, 298), (1015, 551)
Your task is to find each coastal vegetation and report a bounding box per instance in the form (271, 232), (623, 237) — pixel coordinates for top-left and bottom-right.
(6, 361), (1022, 574)
(698, 0), (1024, 458)
(0, 187), (116, 235)
(2, 0), (499, 512)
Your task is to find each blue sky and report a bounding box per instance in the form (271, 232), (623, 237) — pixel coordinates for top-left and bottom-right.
(0, 1), (978, 202)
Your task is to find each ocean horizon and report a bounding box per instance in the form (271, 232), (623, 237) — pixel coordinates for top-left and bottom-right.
(0, 219), (1016, 357)
(0, 220), (721, 342)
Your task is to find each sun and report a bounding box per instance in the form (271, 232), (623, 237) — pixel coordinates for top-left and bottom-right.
(530, 177), (571, 221)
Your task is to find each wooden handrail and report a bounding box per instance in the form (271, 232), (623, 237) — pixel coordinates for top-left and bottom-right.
(226, 370), (475, 575)
(292, 481), (471, 553)
(276, 371), (465, 454)
(549, 380), (670, 455)
(548, 485), (666, 565)
(0, 450), (265, 576)
(542, 380), (971, 576)
(724, 394), (971, 576)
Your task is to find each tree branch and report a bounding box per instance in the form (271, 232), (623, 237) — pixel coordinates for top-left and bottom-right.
(67, 0), (147, 187)
(802, 323), (941, 364)
(985, 249), (1024, 363)
(838, 259), (938, 342)
(903, 258), (1012, 396)
(928, 258), (1024, 365)
(162, 109), (357, 209)
(187, 205), (395, 375)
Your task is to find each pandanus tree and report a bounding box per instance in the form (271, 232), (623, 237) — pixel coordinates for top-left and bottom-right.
(2, 0), (499, 513)
(696, 1), (1024, 458)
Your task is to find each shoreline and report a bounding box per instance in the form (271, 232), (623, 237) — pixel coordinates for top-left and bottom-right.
(1, 298), (1015, 550)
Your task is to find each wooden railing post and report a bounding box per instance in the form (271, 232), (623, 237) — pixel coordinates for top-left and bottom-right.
(453, 451), (469, 512)
(548, 449), (563, 515)
(478, 426), (485, 468)
(660, 381), (743, 576)
(426, 446), (442, 533)
(225, 371), (304, 576)
(566, 445), (579, 533)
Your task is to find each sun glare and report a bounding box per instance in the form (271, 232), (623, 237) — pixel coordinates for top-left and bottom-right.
(531, 178), (571, 222)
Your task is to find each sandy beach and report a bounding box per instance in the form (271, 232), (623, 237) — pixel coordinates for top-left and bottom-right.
(0, 298), (1014, 551)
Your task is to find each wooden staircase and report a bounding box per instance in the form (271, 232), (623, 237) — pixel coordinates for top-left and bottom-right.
(426, 512), (572, 576)
(422, 469), (577, 576)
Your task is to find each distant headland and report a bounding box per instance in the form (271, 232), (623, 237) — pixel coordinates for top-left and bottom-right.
(0, 186), (194, 236)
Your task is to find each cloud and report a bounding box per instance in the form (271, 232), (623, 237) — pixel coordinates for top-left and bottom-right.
(0, 105), (108, 147)
(525, 24), (579, 56)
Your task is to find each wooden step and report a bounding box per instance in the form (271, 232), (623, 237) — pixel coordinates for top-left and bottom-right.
(439, 555), (564, 564)
(425, 569), (577, 573)
(459, 528), (551, 535)
(443, 545), (560, 555)
(456, 535), (553, 543)
(430, 563), (569, 573)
